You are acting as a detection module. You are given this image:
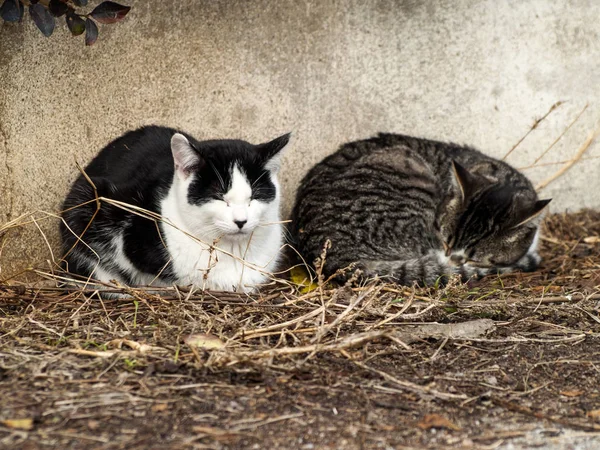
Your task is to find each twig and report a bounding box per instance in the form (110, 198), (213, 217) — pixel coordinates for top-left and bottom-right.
(536, 125), (600, 191)
(519, 155), (600, 170)
(491, 397), (600, 432)
(28, 317), (62, 337)
(503, 101), (563, 161)
(232, 413), (304, 431)
(463, 293), (600, 306)
(429, 336), (449, 361)
(311, 285), (381, 343)
(367, 293), (414, 330)
(238, 330), (391, 359)
(532, 103), (589, 165)
(458, 334), (586, 344)
(49, 431), (110, 443)
(236, 304), (326, 338)
(355, 360), (468, 400)
(67, 349), (117, 358)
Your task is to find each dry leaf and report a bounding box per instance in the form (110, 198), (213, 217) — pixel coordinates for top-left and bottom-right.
(184, 333), (225, 350)
(584, 236), (600, 244)
(290, 266), (318, 294)
(417, 414), (461, 431)
(1, 418), (34, 430)
(587, 410), (600, 420)
(560, 390), (584, 397)
(408, 319), (496, 341)
(151, 403), (168, 412)
(192, 426), (240, 441)
(107, 339), (166, 354)
(531, 285), (562, 293)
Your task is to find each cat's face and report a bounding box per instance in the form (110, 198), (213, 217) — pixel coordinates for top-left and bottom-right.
(438, 162), (550, 269)
(170, 132), (290, 240)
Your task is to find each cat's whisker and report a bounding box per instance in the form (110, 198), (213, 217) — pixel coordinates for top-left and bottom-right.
(251, 170), (268, 188)
(280, 227), (294, 245)
(209, 160), (227, 192)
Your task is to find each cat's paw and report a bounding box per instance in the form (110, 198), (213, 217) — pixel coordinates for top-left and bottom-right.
(516, 251), (541, 272)
(461, 264), (503, 280)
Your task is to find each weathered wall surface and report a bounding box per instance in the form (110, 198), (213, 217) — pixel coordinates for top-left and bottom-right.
(0, 0), (599, 276)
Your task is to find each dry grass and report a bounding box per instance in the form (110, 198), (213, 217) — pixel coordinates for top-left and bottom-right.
(1, 104), (600, 448)
(1, 210), (600, 449)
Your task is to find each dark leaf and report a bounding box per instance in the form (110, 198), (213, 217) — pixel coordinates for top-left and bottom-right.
(49, 0), (68, 17)
(73, 0), (88, 6)
(90, 1), (130, 24)
(29, 4), (55, 37)
(85, 18), (98, 46)
(66, 11), (85, 36)
(0, 0), (24, 23)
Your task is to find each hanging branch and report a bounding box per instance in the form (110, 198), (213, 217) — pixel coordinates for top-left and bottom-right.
(0, 0), (131, 46)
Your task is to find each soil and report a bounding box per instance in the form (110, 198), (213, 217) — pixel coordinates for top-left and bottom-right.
(2, 211), (600, 449)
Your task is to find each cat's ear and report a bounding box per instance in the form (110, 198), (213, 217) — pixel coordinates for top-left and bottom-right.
(171, 133), (203, 179)
(258, 132), (292, 172)
(452, 161), (488, 201)
(513, 199), (552, 228)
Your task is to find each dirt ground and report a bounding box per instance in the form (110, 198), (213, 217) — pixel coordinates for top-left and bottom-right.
(2, 211), (600, 449)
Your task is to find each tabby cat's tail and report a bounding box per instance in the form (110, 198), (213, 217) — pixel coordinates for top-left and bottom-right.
(359, 249), (541, 287)
(359, 251), (463, 286)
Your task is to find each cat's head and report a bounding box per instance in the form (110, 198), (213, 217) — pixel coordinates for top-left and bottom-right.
(437, 161), (551, 269)
(169, 131), (291, 239)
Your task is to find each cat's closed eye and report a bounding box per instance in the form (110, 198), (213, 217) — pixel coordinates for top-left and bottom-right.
(447, 234), (456, 248)
(443, 235), (455, 255)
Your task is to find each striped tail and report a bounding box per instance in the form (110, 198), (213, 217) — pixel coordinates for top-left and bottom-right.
(360, 248), (542, 287)
(359, 251), (457, 286)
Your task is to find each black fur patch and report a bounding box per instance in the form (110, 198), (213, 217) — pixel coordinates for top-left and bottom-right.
(60, 125), (284, 284)
(186, 139), (277, 206)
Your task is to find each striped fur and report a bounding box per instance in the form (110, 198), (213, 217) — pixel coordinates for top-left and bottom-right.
(291, 133), (549, 286)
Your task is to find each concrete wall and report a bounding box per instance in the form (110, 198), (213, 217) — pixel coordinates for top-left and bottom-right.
(0, 0), (599, 277)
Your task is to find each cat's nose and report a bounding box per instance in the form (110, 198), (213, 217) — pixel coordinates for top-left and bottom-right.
(449, 254), (465, 265)
(234, 220), (247, 229)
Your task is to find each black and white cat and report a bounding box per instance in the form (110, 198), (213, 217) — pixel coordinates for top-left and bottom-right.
(61, 126), (290, 294)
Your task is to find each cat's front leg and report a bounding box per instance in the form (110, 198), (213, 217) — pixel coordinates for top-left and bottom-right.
(463, 250), (541, 281)
(512, 250), (542, 273)
(461, 264), (505, 280)
(482, 250), (541, 277)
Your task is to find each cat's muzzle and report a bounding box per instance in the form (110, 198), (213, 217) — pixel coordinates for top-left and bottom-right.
(449, 253), (466, 266)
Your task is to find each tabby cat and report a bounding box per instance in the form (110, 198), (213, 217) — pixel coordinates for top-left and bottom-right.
(61, 125), (290, 294)
(291, 133), (550, 285)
